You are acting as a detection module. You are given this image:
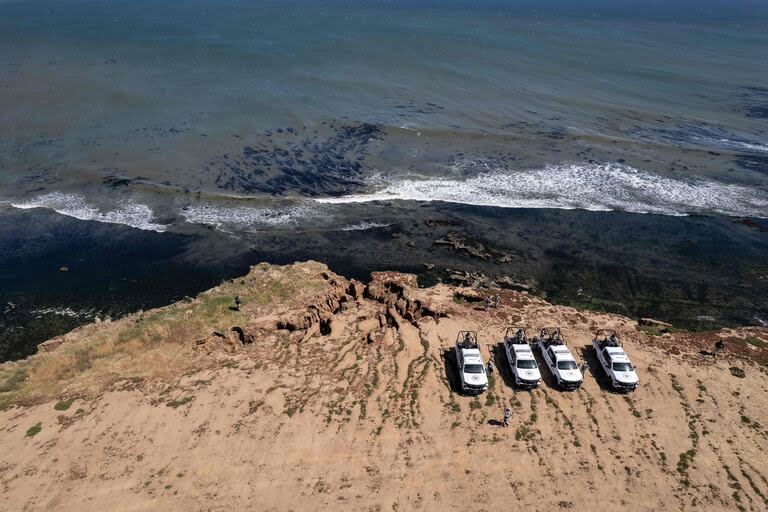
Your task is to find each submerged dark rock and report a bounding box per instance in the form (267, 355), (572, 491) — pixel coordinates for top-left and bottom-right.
(209, 123), (383, 196)
(738, 86), (768, 120)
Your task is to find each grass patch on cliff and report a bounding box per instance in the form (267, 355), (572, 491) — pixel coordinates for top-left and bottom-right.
(726, 335), (767, 349)
(637, 324), (680, 337)
(166, 396), (194, 409)
(25, 422), (42, 437)
(54, 398), (76, 411)
(0, 263), (323, 409)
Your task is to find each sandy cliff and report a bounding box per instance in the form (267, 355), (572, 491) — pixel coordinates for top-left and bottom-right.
(1, 261), (767, 511)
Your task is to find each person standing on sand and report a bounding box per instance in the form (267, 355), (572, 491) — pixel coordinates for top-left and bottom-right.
(495, 294), (501, 308)
(503, 407), (511, 427)
(714, 339), (725, 356)
(485, 296), (493, 311)
(487, 360), (494, 376)
(234, 295), (241, 311)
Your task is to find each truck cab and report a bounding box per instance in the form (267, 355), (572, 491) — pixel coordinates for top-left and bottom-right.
(593, 330), (639, 392)
(454, 331), (488, 395)
(534, 327), (583, 390)
(502, 327), (541, 389)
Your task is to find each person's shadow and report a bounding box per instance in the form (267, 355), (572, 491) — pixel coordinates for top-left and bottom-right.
(487, 419), (503, 426)
(700, 350), (715, 356)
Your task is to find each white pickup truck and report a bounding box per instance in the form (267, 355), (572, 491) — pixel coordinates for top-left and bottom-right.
(502, 327), (541, 389)
(534, 327), (583, 391)
(454, 331), (488, 395)
(593, 330), (639, 392)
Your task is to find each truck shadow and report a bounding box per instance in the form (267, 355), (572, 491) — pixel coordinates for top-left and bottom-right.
(489, 343), (516, 389)
(530, 344), (561, 390)
(441, 348), (465, 395)
(580, 345), (617, 392)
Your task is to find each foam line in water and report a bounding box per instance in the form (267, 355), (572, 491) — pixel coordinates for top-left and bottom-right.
(315, 163), (768, 218)
(181, 203), (315, 231)
(339, 221), (392, 231)
(8, 192), (167, 232)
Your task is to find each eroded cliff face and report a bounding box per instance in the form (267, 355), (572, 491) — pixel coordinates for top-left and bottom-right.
(1, 262), (767, 512)
(191, 265), (449, 355)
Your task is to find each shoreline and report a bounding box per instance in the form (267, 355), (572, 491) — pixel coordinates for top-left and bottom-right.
(1, 205), (767, 363)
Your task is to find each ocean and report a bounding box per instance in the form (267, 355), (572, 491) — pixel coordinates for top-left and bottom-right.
(1, 0), (768, 360)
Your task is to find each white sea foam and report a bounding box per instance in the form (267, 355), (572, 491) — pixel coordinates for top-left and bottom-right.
(314, 163), (768, 218)
(339, 221), (391, 231)
(31, 306), (98, 319)
(722, 140), (768, 153)
(9, 192), (167, 232)
(691, 135), (768, 153)
(181, 203), (315, 231)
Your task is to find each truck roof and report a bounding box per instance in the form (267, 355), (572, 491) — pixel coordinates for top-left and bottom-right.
(551, 347), (575, 362)
(512, 344), (535, 359)
(604, 346), (631, 362)
(461, 348), (483, 364)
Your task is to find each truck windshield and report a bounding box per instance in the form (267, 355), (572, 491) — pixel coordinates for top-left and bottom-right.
(557, 361), (577, 370)
(517, 360), (536, 369)
(613, 362), (633, 372)
(464, 364), (485, 374)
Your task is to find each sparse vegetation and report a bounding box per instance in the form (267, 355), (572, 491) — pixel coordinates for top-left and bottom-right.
(166, 396), (194, 408)
(0, 367), (26, 393)
(677, 449), (697, 476)
(727, 335), (767, 349)
(637, 324), (676, 337)
(54, 397), (76, 411)
(515, 424), (535, 442)
(25, 422), (42, 437)
(0, 263), (314, 409)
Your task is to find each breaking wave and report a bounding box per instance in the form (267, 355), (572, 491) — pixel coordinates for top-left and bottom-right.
(8, 192), (167, 232)
(315, 163), (768, 218)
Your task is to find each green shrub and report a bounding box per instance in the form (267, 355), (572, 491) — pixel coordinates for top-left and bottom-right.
(54, 398), (76, 411)
(166, 396), (194, 408)
(26, 422), (42, 437)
